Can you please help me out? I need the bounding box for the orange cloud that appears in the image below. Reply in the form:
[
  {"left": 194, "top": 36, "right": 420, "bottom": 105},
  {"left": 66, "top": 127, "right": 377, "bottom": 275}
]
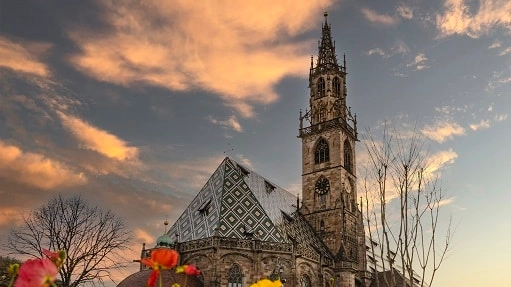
[
  {"left": 0, "top": 140, "right": 86, "bottom": 189},
  {"left": 0, "top": 36, "right": 51, "bottom": 77},
  {"left": 57, "top": 111, "right": 139, "bottom": 161},
  {"left": 424, "top": 149, "right": 458, "bottom": 176},
  {"left": 66, "top": 1, "right": 335, "bottom": 118},
  {"left": 208, "top": 115, "right": 243, "bottom": 132},
  {"left": 134, "top": 228, "right": 155, "bottom": 245},
  {"left": 421, "top": 120, "right": 465, "bottom": 143},
  {"left": 361, "top": 8, "right": 399, "bottom": 26},
  {"left": 436, "top": 0, "right": 511, "bottom": 38}
]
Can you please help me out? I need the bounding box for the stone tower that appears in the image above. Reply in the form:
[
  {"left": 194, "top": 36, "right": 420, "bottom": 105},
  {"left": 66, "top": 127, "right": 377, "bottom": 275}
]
[{"left": 299, "top": 12, "right": 363, "bottom": 287}]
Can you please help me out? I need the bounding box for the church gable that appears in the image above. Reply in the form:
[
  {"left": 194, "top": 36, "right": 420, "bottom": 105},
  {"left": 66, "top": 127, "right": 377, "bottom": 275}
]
[
  {"left": 167, "top": 158, "right": 227, "bottom": 242},
  {"left": 217, "top": 158, "right": 284, "bottom": 242},
  {"left": 168, "top": 157, "right": 297, "bottom": 243}
]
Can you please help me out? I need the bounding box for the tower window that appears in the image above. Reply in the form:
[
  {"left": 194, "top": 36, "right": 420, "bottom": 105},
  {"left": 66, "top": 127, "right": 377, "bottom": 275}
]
[
  {"left": 314, "top": 138, "right": 330, "bottom": 164},
  {"left": 344, "top": 140, "right": 352, "bottom": 172},
  {"left": 228, "top": 264, "right": 243, "bottom": 287},
  {"left": 320, "top": 220, "right": 325, "bottom": 233},
  {"left": 300, "top": 274, "right": 311, "bottom": 287},
  {"left": 317, "top": 77, "right": 326, "bottom": 97},
  {"left": 333, "top": 77, "right": 341, "bottom": 97}
]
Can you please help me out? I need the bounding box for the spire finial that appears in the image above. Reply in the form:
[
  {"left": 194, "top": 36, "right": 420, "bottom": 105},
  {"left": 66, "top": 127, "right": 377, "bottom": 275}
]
[{"left": 163, "top": 217, "right": 169, "bottom": 233}]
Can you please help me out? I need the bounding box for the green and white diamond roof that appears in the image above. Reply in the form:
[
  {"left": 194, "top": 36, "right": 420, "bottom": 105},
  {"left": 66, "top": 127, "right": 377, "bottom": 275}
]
[{"left": 167, "top": 157, "right": 332, "bottom": 260}]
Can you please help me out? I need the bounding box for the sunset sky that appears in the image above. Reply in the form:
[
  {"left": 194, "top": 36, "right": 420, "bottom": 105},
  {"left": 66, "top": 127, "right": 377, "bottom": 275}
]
[{"left": 1, "top": 0, "right": 510, "bottom": 286}]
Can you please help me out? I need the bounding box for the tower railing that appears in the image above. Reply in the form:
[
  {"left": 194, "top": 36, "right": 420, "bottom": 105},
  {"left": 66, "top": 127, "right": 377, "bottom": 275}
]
[{"left": 299, "top": 117, "right": 355, "bottom": 138}]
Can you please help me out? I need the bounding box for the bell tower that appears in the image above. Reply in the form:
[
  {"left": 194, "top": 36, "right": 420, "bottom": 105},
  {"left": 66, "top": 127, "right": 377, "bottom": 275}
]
[{"left": 298, "top": 12, "right": 360, "bottom": 274}]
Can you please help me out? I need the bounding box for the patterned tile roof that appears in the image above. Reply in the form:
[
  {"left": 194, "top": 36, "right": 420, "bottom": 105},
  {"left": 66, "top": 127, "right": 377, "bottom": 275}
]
[{"left": 167, "top": 157, "right": 333, "bottom": 260}]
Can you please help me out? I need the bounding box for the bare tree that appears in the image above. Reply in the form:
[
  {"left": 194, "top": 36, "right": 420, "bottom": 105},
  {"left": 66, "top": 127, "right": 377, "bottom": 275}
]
[
  {"left": 5, "top": 195, "right": 132, "bottom": 287},
  {"left": 362, "top": 124, "right": 452, "bottom": 287}
]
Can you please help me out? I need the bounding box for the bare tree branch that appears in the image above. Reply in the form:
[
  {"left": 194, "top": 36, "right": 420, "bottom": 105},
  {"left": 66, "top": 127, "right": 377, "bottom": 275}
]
[
  {"left": 4, "top": 195, "right": 132, "bottom": 287},
  {"left": 361, "top": 124, "right": 452, "bottom": 287}
]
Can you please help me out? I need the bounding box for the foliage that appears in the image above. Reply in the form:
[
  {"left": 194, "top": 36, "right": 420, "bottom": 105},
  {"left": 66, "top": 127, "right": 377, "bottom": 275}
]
[
  {"left": 0, "top": 256, "right": 22, "bottom": 287},
  {"left": 5, "top": 195, "right": 131, "bottom": 287}
]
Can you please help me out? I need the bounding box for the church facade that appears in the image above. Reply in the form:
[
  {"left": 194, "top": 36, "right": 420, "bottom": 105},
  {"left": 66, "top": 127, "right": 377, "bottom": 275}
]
[{"left": 149, "top": 14, "right": 369, "bottom": 287}]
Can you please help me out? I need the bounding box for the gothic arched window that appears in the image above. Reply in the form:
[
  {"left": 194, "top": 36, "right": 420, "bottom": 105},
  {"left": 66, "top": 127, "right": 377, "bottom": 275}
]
[
  {"left": 333, "top": 77, "right": 341, "bottom": 97},
  {"left": 317, "top": 77, "right": 326, "bottom": 97},
  {"left": 344, "top": 140, "right": 352, "bottom": 172},
  {"left": 320, "top": 220, "right": 325, "bottom": 233},
  {"left": 315, "top": 138, "right": 330, "bottom": 164},
  {"left": 228, "top": 264, "right": 243, "bottom": 287},
  {"left": 300, "top": 274, "right": 311, "bottom": 287}
]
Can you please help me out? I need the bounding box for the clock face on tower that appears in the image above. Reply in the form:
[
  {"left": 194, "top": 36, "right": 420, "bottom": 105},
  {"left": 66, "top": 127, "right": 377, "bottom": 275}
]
[{"left": 315, "top": 177, "right": 330, "bottom": 195}]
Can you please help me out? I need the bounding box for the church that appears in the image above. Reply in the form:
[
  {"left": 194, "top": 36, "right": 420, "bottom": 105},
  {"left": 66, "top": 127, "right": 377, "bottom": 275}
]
[{"left": 121, "top": 13, "right": 370, "bottom": 287}]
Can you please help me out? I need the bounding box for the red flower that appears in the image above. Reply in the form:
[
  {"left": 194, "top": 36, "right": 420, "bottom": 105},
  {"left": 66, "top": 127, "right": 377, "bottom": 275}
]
[
  {"left": 141, "top": 248, "right": 179, "bottom": 287},
  {"left": 14, "top": 258, "right": 58, "bottom": 287},
  {"left": 183, "top": 265, "right": 200, "bottom": 276}
]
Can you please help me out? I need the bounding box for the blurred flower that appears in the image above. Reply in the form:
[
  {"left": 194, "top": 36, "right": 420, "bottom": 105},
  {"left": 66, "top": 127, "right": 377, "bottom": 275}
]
[
  {"left": 7, "top": 263, "right": 20, "bottom": 277},
  {"left": 141, "top": 248, "right": 179, "bottom": 270},
  {"left": 250, "top": 278, "right": 282, "bottom": 287},
  {"left": 176, "top": 265, "right": 201, "bottom": 276},
  {"left": 42, "top": 249, "right": 66, "bottom": 268},
  {"left": 141, "top": 248, "right": 179, "bottom": 287},
  {"left": 13, "top": 258, "right": 58, "bottom": 287}
]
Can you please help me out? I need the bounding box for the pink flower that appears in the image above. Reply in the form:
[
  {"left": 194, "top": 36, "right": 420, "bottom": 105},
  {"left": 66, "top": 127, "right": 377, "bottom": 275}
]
[{"left": 14, "top": 258, "right": 58, "bottom": 287}]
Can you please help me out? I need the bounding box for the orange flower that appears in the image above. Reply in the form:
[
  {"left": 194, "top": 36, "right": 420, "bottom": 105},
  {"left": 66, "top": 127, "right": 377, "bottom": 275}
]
[
  {"left": 141, "top": 248, "right": 179, "bottom": 270},
  {"left": 141, "top": 248, "right": 179, "bottom": 287}
]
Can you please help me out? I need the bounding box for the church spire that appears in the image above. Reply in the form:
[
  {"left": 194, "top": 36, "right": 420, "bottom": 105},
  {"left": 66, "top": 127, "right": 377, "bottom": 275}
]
[{"left": 317, "top": 12, "right": 340, "bottom": 69}]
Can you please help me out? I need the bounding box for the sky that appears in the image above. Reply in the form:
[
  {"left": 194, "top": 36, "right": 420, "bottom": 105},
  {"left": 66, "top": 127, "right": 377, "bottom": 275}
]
[{"left": 0, "top": 0, "right": 510, "bottom": 286}]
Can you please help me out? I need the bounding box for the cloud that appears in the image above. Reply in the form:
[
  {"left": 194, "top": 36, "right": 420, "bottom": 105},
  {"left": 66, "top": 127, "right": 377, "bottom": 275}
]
[
  {"left": 368, "top": 48, "right": 386, "bottom": 57},
  {"left": 407, "top": 53, "right": 429, "bottom": 70},
  {"left": 134, "top": 228, "right": 155, "bottom": 245},
  {"left": 469, "top": 119, "right": 491, "bottom": 130},
  {"left": 66, "top": 1, "right": 335, "bottom": 118},
  {"left": 421, "top": 120, "right": 465, "bottom": 143},
  {"left": 367, "top": 41, "right": 410, "bottom": 59},
  {"left": 361, "top": 8, "right": 399, "bottom": 26},
  {"left": 425, "top": 149, "right": 459, "bottom": 175},
  {"left": 0, "top": 140, "right": 86, "bottom": 190},
  {"left": 436, "top": 0, "right": 511, "bottom": 38},
  {"left": 494, "top": 113, "right": 508, "bottom": 121},
  {"left": 498, "top": 46, "right": 511, "bottom": 56},
  {"left": 57, "top": 111, "right": 139, "bottom": 161},
  {"left": 488, "top": 41, "right": 501, "bottom": 49},
  {"left": 397, "top": 4, "right": 414, "bottom": 20},
  {"left": 151, "top": 155, "right": 227, "bottom": 191},
  {"left": 438, "top": 196, "right": 456, "bottom": 207},
  {"left": 208, "top": 115, "right": 243, "bottom": 132},
  {"left": 0, "top": 36, "right": 51, "bottom": 77}
]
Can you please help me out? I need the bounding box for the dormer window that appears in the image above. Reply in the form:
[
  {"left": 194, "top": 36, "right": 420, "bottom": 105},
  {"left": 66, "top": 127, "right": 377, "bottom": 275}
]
[
  {"left": 198, "top": 199, "right": 211, "bottom": 217},
  {"left": 265, "top": 181, "right": 275, "bottom": 194}
]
